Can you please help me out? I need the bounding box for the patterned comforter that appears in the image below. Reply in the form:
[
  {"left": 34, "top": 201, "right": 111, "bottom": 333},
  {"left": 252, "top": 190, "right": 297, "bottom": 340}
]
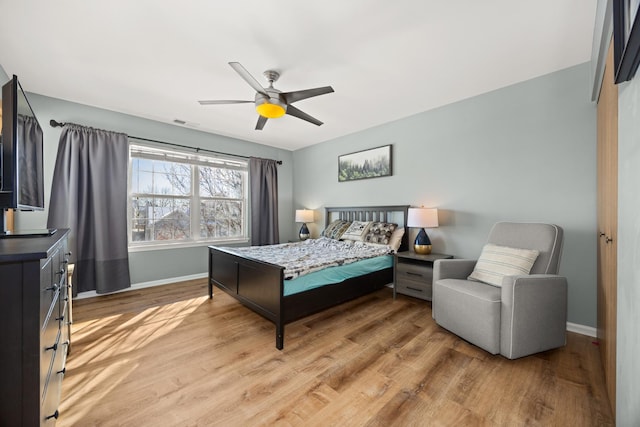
[{"left": 224, "top": 237, "right": 393, "bottom": 280}]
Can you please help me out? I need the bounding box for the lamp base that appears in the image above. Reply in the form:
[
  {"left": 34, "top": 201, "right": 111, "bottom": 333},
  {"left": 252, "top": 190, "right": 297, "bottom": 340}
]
[
  {"left": 414, "top": 244, "right": 432, "bottom": 255},
  {"left": 299, "top": 223, "right": 310, "bottom": 241},
  {"left": 413, "top": 228, "right": 432, "bottom": 254}
]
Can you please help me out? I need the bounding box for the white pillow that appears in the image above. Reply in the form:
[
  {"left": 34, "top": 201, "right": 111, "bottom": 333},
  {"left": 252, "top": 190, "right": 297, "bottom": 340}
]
[
  {"left": 388, "top": 227, "right": 405, "bottom": 253},
  {"left": 468, "top": 243, "right": 539, "bottom": 287},
  {"left": 341, "top": 220, "right": 373, "bottom": 241}
]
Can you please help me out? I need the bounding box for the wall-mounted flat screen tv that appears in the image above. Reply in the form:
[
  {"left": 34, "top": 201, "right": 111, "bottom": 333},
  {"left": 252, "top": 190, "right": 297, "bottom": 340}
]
[{"left": 0, "top": 75, "right": 45, "bottom": 211}]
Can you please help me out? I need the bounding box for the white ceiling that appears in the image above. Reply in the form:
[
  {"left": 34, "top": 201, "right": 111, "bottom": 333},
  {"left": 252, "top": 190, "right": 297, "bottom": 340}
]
[{"left": 0, "top": 1, "right": 597, "bottom": 151}]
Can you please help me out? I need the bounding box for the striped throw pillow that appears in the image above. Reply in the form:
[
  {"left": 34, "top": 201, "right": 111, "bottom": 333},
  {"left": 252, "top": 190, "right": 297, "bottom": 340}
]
[
  {"left": 468, "top": 243, "right": 539, "bottom": 287},
  {"left": 322, "top": 220, "right": 352, "bottom": 240}
]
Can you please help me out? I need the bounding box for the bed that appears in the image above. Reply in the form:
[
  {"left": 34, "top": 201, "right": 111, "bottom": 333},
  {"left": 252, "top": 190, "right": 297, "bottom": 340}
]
[{"left": 208, "top": 205, "right": 410, "bottom": 350}]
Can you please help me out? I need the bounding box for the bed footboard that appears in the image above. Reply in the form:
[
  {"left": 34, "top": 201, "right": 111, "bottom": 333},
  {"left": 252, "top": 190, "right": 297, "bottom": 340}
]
[{"left": 208, "top": 246, "right": 286, "bottom": 348}]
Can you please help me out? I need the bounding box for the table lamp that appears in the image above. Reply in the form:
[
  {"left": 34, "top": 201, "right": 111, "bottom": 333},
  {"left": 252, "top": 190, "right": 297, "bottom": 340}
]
[
  {"left": 295, "top": 209, "right": 314, "bottom": 240},
  {"left": 407, "top": 207, "right": 439, "bottom": 254}
]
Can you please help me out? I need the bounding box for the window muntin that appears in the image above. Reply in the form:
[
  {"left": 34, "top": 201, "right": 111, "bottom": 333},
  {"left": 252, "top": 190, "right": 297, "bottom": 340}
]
[{"left": 128, "top": 144, "right": 248, "bottom": 248}]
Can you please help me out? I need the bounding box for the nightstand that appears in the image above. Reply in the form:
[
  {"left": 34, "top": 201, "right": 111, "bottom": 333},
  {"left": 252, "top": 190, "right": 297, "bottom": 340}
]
[{"left": 394, "top": 251, "right": 454, "bottom": 301}]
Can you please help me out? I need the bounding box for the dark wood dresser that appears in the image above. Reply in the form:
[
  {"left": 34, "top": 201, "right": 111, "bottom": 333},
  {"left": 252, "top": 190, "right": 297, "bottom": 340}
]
[{"left": 0, "top": 229, "right": 71, "bottom": 426}]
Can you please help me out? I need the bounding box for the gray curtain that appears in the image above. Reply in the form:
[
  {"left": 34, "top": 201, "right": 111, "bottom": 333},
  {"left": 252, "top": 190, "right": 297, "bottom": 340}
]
[
  {"left": 17, "top": 115, "right": 44, "bottom": 207},
  {"left": 47, "top": 124, "right": 131, "bottom": 294},
  {"left": 249, "top": 157, "right": 279, "bottom": 245}
]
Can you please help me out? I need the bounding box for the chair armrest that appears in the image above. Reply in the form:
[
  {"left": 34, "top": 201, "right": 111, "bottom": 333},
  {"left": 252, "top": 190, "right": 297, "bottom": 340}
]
[
  {"left": 501, "top": 274, "right": 568, "bottom": 302},
  {"left": 433, "top": 259, "right": 477, "bottom": 282},
  {"left": 500, "top": 274, "right": 568, "bottom": 359}
]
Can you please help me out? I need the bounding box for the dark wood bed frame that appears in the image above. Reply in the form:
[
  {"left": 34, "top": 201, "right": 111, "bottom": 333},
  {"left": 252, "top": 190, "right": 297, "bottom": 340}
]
[{"left": 208, "top": 205, "right": 410, "bottom": 350}]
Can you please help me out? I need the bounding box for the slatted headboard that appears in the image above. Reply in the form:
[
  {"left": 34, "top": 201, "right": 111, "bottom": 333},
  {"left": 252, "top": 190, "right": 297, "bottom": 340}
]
[{"left": 324, "top": 205, "right": 410, "bottom": 252}]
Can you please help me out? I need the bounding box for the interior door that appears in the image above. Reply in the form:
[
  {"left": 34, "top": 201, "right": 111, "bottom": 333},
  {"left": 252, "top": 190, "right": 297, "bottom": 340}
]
[{"left": 596, "top": 38, "right": 617, "bottom": 416}]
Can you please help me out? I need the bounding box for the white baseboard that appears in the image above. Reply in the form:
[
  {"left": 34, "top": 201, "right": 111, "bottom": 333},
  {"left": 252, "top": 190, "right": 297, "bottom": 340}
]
[
  {"left": 567, "top": 322, "right": 597, "bottom": 337},
  {"left": 74, "top": 272, "right": 208, "bottom": 300}
]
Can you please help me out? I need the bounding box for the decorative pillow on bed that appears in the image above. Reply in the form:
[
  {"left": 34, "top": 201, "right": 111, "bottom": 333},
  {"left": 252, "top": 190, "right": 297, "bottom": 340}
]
[
  {"left": 388, "top": 227, "right": 405, "bottom": 252},
  {"left": 468, "top": 243, "right": 539, "bottom": 287},
  {"left": 363, "top": 222, "right": 398, "bottom": 245},
  {"left": 340, "top": 220, "right": 373, "bottom": 241},
  {"left": 322, "top": 219, "right": 352, "bottom": 240}
]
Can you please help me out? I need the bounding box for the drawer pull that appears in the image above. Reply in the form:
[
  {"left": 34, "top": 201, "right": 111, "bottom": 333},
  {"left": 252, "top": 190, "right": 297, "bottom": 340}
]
[
  {"left": 65, "top": 251, "right": 72, "bottom": 257},
  {"left": 407, "top": 286, "right": 424, "bottom": 293},
  {"left": 46, "top": 410, "right": 59, "bottom": 420},
  {"left": 406, "top": 272, "right": 423, "bottom": 277},
  {"left": 56, "top": 315, "right": 65, "bottom": 322},
  {"left": 45, "top": 342, "right": 58, "bottom": 352},
  {"left": 57, "top": 367, "right": 66, "bottom": 375},
  {"left": 56, "top": 268, "right": 65, "bottom": 276},
  {"left": 46, "top": 283, "right": 59, "bottom": 292}
]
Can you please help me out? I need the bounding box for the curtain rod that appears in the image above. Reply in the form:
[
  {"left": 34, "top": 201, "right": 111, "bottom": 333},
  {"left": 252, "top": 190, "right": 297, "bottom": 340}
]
[{"left": 48, "top": 119, "right": 283, "bottom": 165}]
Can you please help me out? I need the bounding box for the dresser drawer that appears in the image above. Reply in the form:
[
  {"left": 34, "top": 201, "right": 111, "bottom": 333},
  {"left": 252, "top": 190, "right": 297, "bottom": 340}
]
[
  {"left": 42, "top": 338, "right": 65, "bottom": 425},
  {"left": 40, "top": 256, "right": 55, "bottom": 327},
  {"left": 59, "top": 299, "right": 70, "bottom": 353},
  {"left": 40, "top": 293, "right": 61, "bottom": 401}
]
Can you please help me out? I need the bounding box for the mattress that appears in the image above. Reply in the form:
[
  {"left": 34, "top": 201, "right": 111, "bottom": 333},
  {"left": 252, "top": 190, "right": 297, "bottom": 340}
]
[{"left": 283, "top": 255, "right": 393, "bottom": 296}]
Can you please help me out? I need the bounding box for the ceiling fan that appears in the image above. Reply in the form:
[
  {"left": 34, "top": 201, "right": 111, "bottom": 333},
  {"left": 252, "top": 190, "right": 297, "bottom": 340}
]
[{"left": 198, "top": 62, "right": 334, "bottom": 130}]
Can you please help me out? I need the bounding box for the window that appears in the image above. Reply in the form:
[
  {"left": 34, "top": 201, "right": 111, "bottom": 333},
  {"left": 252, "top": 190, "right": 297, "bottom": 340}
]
[{"left": 128, "top": 144, "right": 248, "bottom": 249}]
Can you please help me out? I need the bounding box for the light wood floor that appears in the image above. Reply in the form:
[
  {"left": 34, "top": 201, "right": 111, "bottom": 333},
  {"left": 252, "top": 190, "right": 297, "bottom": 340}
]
[{"left": 58, "top": 279, "right": 614, "bottom": 426}]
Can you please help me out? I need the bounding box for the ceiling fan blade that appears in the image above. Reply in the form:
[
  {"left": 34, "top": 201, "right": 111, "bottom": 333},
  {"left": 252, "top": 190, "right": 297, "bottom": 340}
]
[
  {"left": 281, "top": 86, "right": 334, "bottom": 104},
  {"left": 286, "top": 105, "right": 323, "bottom": 126},
  {"left": 255, "top": 115, "right": 268, "bottom": 130},
  {"left": 229, "top": 62, "right": 268, "bottom": 96},
  {"left": 198, "top": 100, "right": 253, "bottom": 105}
]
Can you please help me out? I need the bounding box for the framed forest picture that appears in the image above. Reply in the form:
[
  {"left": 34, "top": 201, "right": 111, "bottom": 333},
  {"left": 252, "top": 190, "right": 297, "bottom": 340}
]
[{"left": 338, "top": 145, "right": 392, "bottom": 182}]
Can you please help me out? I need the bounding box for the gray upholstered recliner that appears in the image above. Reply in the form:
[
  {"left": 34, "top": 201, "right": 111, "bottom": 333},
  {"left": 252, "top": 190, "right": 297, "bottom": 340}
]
[{"left": 432, "top": 222, "right": 567, "bottom": 359}]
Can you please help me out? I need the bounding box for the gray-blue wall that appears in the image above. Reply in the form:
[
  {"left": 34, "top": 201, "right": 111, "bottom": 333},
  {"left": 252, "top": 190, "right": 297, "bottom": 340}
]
[
  {"left": 293, "top": 63, "right": 597, "bottom": 327},
  {"left": 2, "top": 63, "right": 599, "bottom": 327},
  {"left": 3, "top": 88, "right": 293, "bottom": 285},
  {"left": 616, "top": 68, "right": 640, "bottom": 426}
]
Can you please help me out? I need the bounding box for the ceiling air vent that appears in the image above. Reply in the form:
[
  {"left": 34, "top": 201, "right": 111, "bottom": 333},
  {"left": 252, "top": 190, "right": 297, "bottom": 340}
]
[{"left": 173, "top": 119, "right": 199, "bottom": 127}]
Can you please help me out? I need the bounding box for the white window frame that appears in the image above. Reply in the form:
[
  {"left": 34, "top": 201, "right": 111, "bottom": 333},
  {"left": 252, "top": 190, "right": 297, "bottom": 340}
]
[{"left": 127, "top": 143, "right": 249, "bottom": 252}]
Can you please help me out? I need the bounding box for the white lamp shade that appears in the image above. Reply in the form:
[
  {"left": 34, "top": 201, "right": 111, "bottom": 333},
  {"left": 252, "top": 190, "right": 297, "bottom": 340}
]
[
  {"left": 295, "top": 209, "right": 314, "bottom": 223},
  {"left": 407, "top": 208, "right": 439, "bottom": 228}
]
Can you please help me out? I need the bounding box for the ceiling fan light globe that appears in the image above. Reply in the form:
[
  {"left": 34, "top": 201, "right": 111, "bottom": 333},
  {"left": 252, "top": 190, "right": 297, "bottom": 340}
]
[{"left": 256, "top": 102, "right": 286, "bottom": 119}]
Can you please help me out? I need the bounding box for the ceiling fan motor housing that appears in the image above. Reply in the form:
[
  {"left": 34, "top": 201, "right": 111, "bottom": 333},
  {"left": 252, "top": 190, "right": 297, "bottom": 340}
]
[{"left": 255, "top": 88, "right": 287, "bottom": 118}]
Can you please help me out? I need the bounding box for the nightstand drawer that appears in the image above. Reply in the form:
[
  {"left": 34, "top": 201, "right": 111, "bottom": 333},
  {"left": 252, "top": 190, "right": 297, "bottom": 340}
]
[
  {"left": 396, "top": 277, "right": 432, "bottom": 300},
  {"left": 396, "top": 263, "right": 433, "bottom": 282}
]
